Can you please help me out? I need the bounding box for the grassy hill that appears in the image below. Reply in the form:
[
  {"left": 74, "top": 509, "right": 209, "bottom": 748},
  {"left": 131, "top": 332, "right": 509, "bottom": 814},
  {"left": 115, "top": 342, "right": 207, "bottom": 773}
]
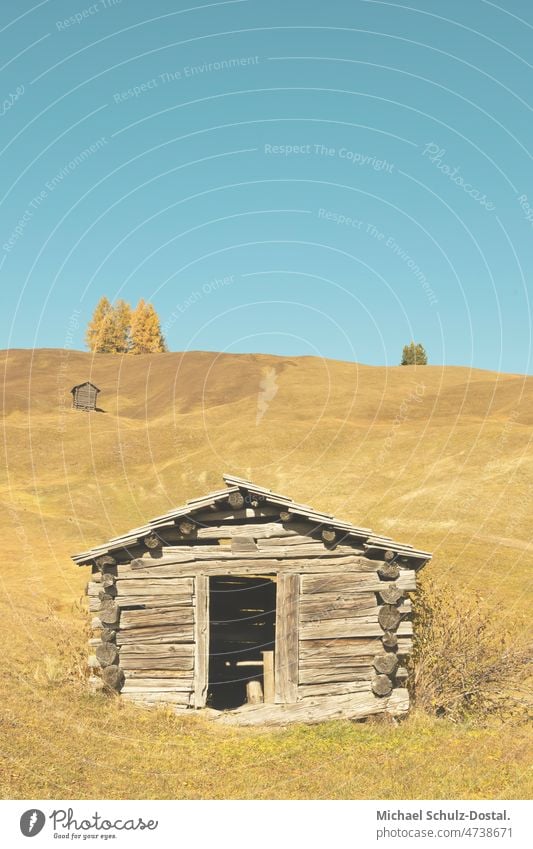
[{"left": 1, "top": 348, "right": 531, "bottom": 799}]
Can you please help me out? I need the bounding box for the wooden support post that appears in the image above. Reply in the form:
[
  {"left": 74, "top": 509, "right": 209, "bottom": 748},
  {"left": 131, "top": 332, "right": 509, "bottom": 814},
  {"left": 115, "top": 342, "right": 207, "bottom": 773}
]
[
  {"left": 275, "top": 573, "right": 299, "bottom": 703},
  {"left": 246, "top": 680, "right": 264, "bottom": 705},
  {"left": 262, "top": 650, "right": 275, "bottom": 703},
  {"left": 194, "top": 574, "right": 209, "bottom": 708}
]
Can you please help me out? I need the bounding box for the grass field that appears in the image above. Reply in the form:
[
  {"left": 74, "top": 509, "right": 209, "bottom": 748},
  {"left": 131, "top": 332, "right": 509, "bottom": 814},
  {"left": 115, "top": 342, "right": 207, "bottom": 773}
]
[{"left": 1, "top": 348, "right": 531, "bottom": 799}]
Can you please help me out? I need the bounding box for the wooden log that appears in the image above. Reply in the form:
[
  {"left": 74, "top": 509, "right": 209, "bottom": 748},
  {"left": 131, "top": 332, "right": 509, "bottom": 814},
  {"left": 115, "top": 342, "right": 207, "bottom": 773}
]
[
  {"left": 300, "top": 619, "right": 412, "bottom": 640},
  {"left": 378, "top": 584, "right": 404, "bottom": 605},
  {"left": 214, "top": 689, "right": 407, "bottom": 726},
  {"left": 299, "top": 666, "right": 373, "bottom": 685},
  {"left": 121, "top": 692, "right": 191, "bottom": 706},
  {"left": 116, "top": 596, "right": 192, "bottom": 609},
  {"left": 227, "top": 491, "right": 245, "bottom": 509},
  {"left": 124, "top": 669, "right": 193, "bottom": 679},
  {"left": 119, "top": 606, "right": 194, "bottom": 631},
  {"left": 262, "top": 650, "right": 275, "bottom": 703},
  {"left": 96, "top": 555, "right": 116, "bottom": 571},
  {"left": 275, "top": 573, "right": 299, "bottom": 704},
  {"left": 122, "top": 678, "right": 193, "bottom": 693},
  {"left": 300, "top": 637, "right": 392, "bottom": 659},
  {"left": 373, "top": 653, "right": 399, "bottom": 676},
  {"left": 101, "top": 573, "right": 116, "bottom": 589},
  {"left": 299, "top": 654, "right": 375, "bottom": 669},
  {"left": 381, "top": 631, "right": 398, "bottom": 651},
  {"left": 116, "top": 577, "right": 194, "bottom": 594},
  {"left": 120, "top": 652, "right": 194, "bottom": 671},
  {"left": 246, "top": 679, "right": 264, "bottom": 704},
  {"left": 99, "top": 604, "right": 120, "bottom": 627},
  {"left": 95, "top": 643, "right": 119, "bottom": 667},
  {"left": 144, "top": 533, "right": 162, "bottom": 549},
  {"left": 196, "top": 522, "right": 298, "bottom": 540},
  {"left": 377, "top": 563, "right": 401, "bottom": 581},
  {"left": 378, "top": 605, "right": 402, "bottom": 631},
  {"left": 102, "top": 665, "right": 124, "bottom": 691},
  {"left": 116, "top": 626, "right": 196, "bottom": 645},
  {"left": 194, "top": 575, "right": 209, "bottom": 709},
  {"left": 298, "top": 681, "right": 371, "bottom": 698},
  {"left": 321, "top": 529, "right": 336, "bottom": 543},
  {"left": 371, "top": 673, "right": 393, "bottom": 696},
  {"left": 396, "top": 666, "right": 408, "bottom": 683},
  {"left": 231, "top": 536, "right": 258, "bottom": 553},
  {"left": 299, "top": 592, "right": 377, "bottom": 621}
]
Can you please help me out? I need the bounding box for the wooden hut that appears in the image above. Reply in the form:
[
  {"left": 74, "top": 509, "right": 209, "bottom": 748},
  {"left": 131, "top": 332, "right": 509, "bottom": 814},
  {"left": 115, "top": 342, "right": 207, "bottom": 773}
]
[
  {"left": 72, "top": 474, "right": 431, "bottom": 725},
  {"left": 71, "top": 381, "right": 100, "bottom": 411}
]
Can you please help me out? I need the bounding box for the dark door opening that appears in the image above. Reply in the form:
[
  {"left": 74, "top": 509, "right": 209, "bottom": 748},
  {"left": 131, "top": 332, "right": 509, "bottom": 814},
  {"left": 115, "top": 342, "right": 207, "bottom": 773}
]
[{"left": 208, "top": 575, "right": 276, "bottom": 710}]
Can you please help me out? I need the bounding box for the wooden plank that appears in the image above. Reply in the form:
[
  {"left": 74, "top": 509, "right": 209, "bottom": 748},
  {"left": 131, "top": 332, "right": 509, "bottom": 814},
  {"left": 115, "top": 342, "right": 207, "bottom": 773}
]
[
  {"left": 262, "top": 650, "right": 275, "bottom": 703},
  {"left": 116, "top": 578, "right": 194, "bottom": 594},
  {"left": 120, "top": 645, "right": 194, "bottom": 671},
  {"left": 300, "top": 620, "right": 413, "bottom": 640},
  {"left": 299, "top": 592, "right": 377, "bottom": 621},
  {"left": 299, "top": 666, "right": 373, "bottom": 684},
  {"left": 116, "top": 626, "right": 196, "bottom": 645},
  {"left": 121, "top": 692, "right": 191, "bottom": 706},
  {"left": 275, "top": 573, "right": 299, "bottom": 703},
  {"left": 124, "top": 668, "right": 194, "bottom": 679},
  {"left": 196, "top": 522, "right": 296, "bottom": 539},
  {"left": 301, "top": 571, "right": 416, "bottom": 594},
  {"left": 119, "top": 607, "right": 194, "bottom": 631},
  {"left": 194, "top": 574, "right": 209, "bottom": 709},
  {"left": 299, "top": 637, "right": 413, "bottom": 659},
  {"left": 298, "top": 681, "right": 372, "bottom": 698},
  {"left": 213, "top": 689, "right": 410, "bottom": 726},
  {"left": 117, "top": 555, "right": 397, "bottom": 580},
  {"left": 122, "top": 548, "right": 373, "bottom": 568},
  {"left": 116, "top": 595, "right": 194, "bottom": 609},
  {"left": 122, "top": 678, "right": 194, "bottom": 692}
]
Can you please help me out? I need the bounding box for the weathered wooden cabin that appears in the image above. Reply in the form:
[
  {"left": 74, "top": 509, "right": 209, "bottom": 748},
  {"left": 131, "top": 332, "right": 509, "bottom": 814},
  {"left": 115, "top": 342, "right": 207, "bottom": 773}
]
[
  {"left": 72, "top": 474, "right": 431, "bottom": 725},
  {"left": 71, "top": 381, "right": 100, "bottom": 411}
]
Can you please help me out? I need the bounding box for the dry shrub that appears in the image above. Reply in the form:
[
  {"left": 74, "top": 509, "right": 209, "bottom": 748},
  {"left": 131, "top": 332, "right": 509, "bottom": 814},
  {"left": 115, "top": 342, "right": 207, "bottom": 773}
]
[
  {"left": 410, "top": 577, "right": 532, "bottom": 722},
  {"left": 33, "top": 602, "right": 88, "bottom": 688}
]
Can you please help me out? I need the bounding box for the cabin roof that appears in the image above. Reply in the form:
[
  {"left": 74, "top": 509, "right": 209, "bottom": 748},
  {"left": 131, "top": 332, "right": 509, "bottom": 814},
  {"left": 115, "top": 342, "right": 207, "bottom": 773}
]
[
  {"left": 71, "top": 474, "right": 432, "bottom": 567},
  {"left": 70, "top": 381, "right": 100, "bottom": 393}
]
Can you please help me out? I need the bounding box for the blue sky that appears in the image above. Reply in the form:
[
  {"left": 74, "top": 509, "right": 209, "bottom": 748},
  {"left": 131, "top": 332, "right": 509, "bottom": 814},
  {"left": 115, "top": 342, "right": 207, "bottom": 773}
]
[{"left": 1, "top": 0, "right": 532, "bottom": 372}]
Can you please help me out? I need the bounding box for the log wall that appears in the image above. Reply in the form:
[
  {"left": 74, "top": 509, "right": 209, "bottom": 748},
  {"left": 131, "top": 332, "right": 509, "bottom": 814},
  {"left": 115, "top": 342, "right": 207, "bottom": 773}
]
[{"left": 85, "top": 513, "right": 419, "bottom": 721}]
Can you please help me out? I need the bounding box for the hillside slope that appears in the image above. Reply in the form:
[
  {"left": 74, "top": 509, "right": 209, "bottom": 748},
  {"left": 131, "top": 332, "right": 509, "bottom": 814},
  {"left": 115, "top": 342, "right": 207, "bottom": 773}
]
[{"left": 0, "top": 349, "right": 531, "bottom": 799}]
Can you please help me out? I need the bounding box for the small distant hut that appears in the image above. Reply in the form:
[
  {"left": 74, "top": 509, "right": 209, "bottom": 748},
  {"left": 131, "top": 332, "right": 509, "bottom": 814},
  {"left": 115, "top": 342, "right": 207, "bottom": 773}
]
[
  {"left": 72, "top": 474, "right": 432, "bottom": 726},
  {"left": 71, "top": 381, "right": 100, "bottom": 411}
]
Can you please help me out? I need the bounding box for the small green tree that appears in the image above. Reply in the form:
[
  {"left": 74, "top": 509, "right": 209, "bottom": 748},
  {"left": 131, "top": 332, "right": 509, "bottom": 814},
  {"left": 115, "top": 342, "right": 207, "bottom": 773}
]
[{"left": 401, "top": 341, "right": 428, "bottom": 365}]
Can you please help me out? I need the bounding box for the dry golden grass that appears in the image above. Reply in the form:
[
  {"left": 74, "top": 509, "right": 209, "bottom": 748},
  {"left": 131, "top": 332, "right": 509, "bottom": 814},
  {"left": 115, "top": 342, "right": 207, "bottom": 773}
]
[{"left": 1, "top": 348, "right": 532, "bottom": 799}]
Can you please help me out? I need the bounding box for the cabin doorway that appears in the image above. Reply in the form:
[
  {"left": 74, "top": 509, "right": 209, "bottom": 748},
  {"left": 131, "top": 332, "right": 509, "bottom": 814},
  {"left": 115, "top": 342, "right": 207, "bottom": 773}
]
[{"left": 208, "top": 575, "right": 276, "bottom": 710}]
